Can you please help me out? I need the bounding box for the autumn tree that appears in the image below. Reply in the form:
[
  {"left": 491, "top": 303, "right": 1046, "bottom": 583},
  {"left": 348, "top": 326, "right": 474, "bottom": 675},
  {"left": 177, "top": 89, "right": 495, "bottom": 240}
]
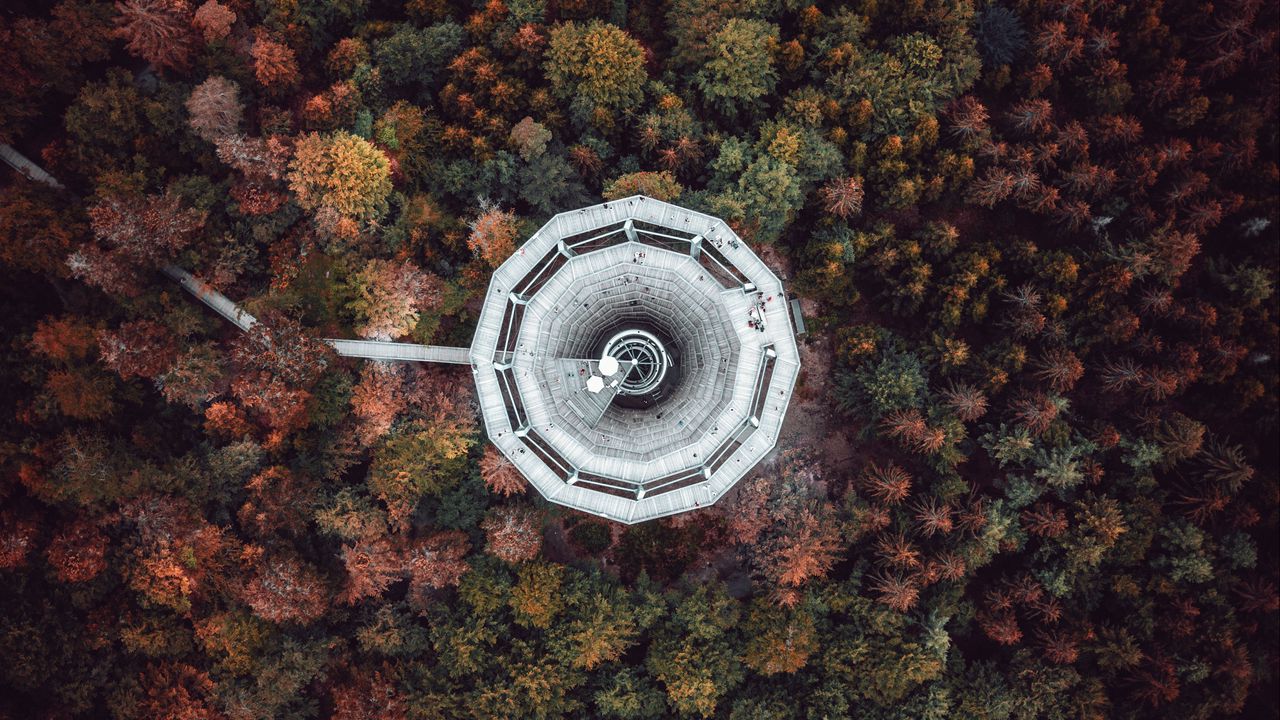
[
  {"left": 545, "top": 20, "right": 647, "bottom": 127},
  {"left": 1034, "top": 347, "right": 1084, "bottom": 392},
  {"left": 509, "top": 116, "right": 552, "bottom": 160},
  {"left": 239, "top": 465, "right": 315, "bottom": 538},
  {"left": 288, "top": 131, "right": 392, "bottom": 238},
  {"left": 228, "top": 312, "right": 332, "bottom": 437},
  {"left": 97, "top": 320, "right": 176, "bottom": 380},
  {"left": 646, "top": 585, "right": 744, "bottom": 717},
  {"left": 860, "top": 461, "right": 913, "bottom": 506},
  {"left": 941, "top": 382, "right": 989, "bottom": 422},
  {"left": 404, "top": 531, "right": 470, "bottom": 609},
  {"left": 0, "top": 511, "right": 40, "bottom": 570},
  {"left": 31, "top": 315, "right": 105, "bottom": 375},
  {"left": 133, "top": 662, "right": 220, "bottom": 719},
  {"left": 116, "top": 494, "right": 232, "bottom": 614},
  {"left": 339, "top": 537, "right": 404, "bottom": 604},
  {"left": 510, "top": 561, "right": 565, "bottom": 629},
  {"left": 191, "top": 0, "right": 234, "bottom": 43},
  {"left": 185, "top": 75, "right": 242, "bottom": 142},
  {"left": 113, "top": 0, "right": 194, "bottom": 70},
  {"left": 479, "top": 445, "right": 526, "bottom": 496},
  {"left": 466, "top": 200, "right": 519, "bottom": 267},
  {"left": 160, "top": 343, "right": 226, "bottom": 408},
  {"left": 45, "top": 518, "right": 108, "bottom": 583},
  {"left": 551, "top": 573, "right": 639, "bottom": 670},
  {"left": 43, "top": 369, "right": 115, "bottom": 420},
  {"left": 331, "top": 667, "right": 408, "bottom": 720},
  {"left": 819, "top": 176, "right": 865, "bottom": 218},
  {"left": 741, "top": 601, "right": 818, "bottom": 675},
  {"left": 350, "top": 362, "right": 407, "bottom": 445},
  {"left": 602, "top": 171, "right": 684, "bottom": 202},
  {"left": 242, "top": 550, "right": 329, "bottom": 624},
  {"left": 481, "top": 505, "right": 543, "bottom": 564},
  {"left": 730, "top": 452, "right": 842, "bottom": 605},
  {"left": 69, "top": 190, "right": 206, "bottom": 296},
  {"left": 0, "top": 179, "right": 85, "bottom": 277},
  {"left": 368, "top": 419, "right": 475, "bottom": 529},
  {"left": 346, "top": 259, "right": 442, "bottom": 340},
  {"left": 250, "top": 29, "right": 300, "bottom": 94},
  {"left": 229, "top": 311, "right": 331, "bottom": 388},
  {"left": 871, "top": 570, "right": 921, "bottom": 612}
]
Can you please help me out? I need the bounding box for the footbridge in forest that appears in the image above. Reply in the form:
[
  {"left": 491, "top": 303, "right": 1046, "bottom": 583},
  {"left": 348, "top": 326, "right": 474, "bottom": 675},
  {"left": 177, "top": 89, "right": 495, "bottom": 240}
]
[
  {"left": 5, "top": 143, "right": 473, "bottom": 367},
  {"left": 161, "top": 265, "right": 471, "bottom": 364},
  {"left": 8, "top": 143, "right": 803, "bottom": 524}
]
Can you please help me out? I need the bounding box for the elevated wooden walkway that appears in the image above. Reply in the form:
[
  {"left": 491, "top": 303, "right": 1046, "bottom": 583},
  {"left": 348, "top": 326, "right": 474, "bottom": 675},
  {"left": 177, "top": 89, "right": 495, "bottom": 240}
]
[{"left": 164, "top": 264, "right": 469, "bottom": 364}]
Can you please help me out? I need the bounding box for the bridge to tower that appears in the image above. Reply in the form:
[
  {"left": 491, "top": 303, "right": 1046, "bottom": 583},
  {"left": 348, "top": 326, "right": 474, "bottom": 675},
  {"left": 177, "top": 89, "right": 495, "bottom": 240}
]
[
  {"left": 12, "top": 139, "right": 807, "bottom": 526},
  {"left": 161, "top": 265, "right": 472, "bottom": 364}
]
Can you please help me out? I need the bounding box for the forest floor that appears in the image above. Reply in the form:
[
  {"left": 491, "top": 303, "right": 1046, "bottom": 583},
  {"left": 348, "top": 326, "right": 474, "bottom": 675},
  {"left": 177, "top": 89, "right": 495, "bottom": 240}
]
[{"left": 757, "top": 244, "right": 862, "bottom": 478}]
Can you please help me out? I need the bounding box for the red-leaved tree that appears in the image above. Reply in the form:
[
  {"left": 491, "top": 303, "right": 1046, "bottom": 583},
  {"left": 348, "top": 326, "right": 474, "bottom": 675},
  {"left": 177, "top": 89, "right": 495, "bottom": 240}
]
[
  {"left": 70, "top": 191, "right": 206, "bottom": 296},
  {"left": 46, "top": 517, "right": 108, "bottom": 583},
  {"left": 241, "top": 549, "right": 329, "bottom": 624},
  {"left": 479, "top": 445, "right": 526, "bottom": 496},
  {"left": 113, "top": 0, "right": 195, "bottom": 70}
]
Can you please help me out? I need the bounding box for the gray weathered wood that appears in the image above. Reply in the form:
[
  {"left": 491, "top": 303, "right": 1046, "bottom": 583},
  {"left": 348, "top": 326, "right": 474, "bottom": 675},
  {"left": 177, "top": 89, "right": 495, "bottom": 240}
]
[{"left": 0, "top": 144, "right": 65, "bottom": 189}]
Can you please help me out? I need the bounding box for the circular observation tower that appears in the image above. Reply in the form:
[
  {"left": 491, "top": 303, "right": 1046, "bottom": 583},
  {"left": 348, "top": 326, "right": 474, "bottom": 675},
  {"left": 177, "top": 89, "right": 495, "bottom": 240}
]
[{"left": 469, "top": 196, "right": 801, "bottom": 524}]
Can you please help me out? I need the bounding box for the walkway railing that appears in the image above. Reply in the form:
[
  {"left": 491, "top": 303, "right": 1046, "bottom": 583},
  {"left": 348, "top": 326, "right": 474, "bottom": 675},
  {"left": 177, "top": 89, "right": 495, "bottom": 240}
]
[{"left": 325, "top": 339, "right": 470, "bottom": 364}]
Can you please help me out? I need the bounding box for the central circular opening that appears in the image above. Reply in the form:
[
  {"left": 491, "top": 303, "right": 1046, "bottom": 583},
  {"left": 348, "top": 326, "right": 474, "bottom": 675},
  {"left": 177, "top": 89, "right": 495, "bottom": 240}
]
[{"left": 603, "top": 329, "right": 670, "bottom": 396}]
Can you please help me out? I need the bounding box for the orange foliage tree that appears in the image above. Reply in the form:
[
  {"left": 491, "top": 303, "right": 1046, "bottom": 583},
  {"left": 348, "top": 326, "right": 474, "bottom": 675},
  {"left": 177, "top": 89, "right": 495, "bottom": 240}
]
[
  {"left": 404, "top": 530, "right": 470, "bottom": 610},
  {"left": 347, "top": 259, "right": 442, "bottom": 341},
  {"left": 44, "top": 369, "right": 115, "bottom": 420},
  {"left": 466, "top": 200, "right": 519, "bottom": 267},
  {"left": 288, "top": 131, "right": 392, "bottom": 239},
  {"left": 226, "top": 314, "right": 332, "bottom": 441},
  {"left": 191, "top": 0, "right": 234, "bottom": 43},
  {"left": 339, "top": 537, "right": 403, "bottom": 604},
  {"left": 31, "top": 316, "right": 97, "bottom": 363},
  {"left": 0, "top": 180, "right": 85, "bottom": 277},
  {"left": 350, "top": 362, "right": 407, "bottom": 445},
  {"left": 331, "top": 667, "right": 408, "bottom": 720},
  {"left": 0, "top": 511, "right": 40, "bottom": 570},
  {"left": 479, "top": 444, "right": 526, "bottom": 496},
  {"left": 116, "top": 494, "right": 233, "bottom": 615},
  {"left": 239, "top": 466, "right": 316, "bottom": 538},
  {"left": 730, "top": 452, "right": 843, "bottom": 605},
  {"left": 250, "top": 29, "right": 300, "bottom": 94},
  {"left": 819, "top": 176, "right": 865, "bottom": 218},
  {"left": 113, "top": 0, "right": 194, "bottom": 71},
  {"left": 97, "top": 319, "right": 176, "bottom": 380},
  {"left": 602, "top": 170, "right": 683, "bottom": 202},
  {"left": 134, "top": 661, "right": 221, "bottom": 720}
]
